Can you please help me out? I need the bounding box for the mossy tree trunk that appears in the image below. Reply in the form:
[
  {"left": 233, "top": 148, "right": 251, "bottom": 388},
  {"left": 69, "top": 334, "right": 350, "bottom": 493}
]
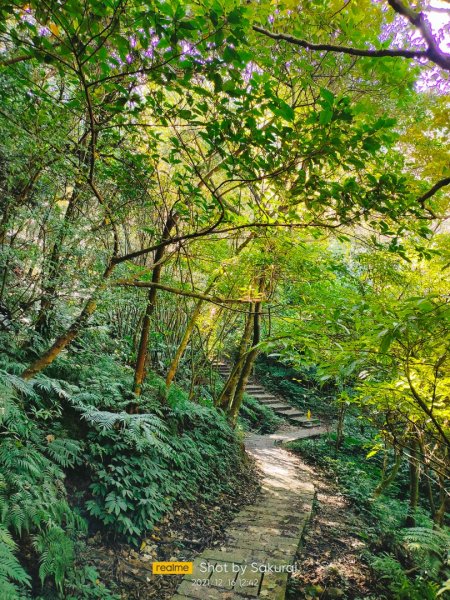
[
  {"left": 34, "top": 188, "right": 79, "bottom": 336},
  {"left": 22, "top": 262, "right": 116, "bottom": 380},
  {"left": 133, "top": 214, "right": 177, "bottom": 397},
  {"left": 373, "top": 449, "right": 403, "bottom": 498},
  {"left": 215, "top": 306, "right": 254, "bottom": 410},
  {"left": 227, "top": 301, "right": 261, "bottom": 426}
]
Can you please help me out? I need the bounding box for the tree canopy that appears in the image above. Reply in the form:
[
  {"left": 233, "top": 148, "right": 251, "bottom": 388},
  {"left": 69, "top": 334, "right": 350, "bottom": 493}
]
[{"left": 0, "top": 0, "right": 449, "bottom": 598}]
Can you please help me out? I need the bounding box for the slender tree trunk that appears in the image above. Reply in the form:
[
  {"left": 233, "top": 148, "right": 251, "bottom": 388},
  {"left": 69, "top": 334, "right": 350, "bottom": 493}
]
[
  {"left": 216, "top": 307, "right": 253, "bottom": 410},
  {"left": 335, "top": 401, "right": 346, "bottom": 452},
  {"left": 165, "top": 272, "right": 225, "bottom": 388},
  {"left": 22, "top": 262, "right": 116, "bottom": 380},
  {"left": 405, "top": 438, "right": 420, "bottom": 527},
  {"left": 418, "top": 435, "right": 436, "bottom": 518},
  {"left": 165, "top": 297, "right": 204, "bottom": 388},
  {"left": 373, "top": 449, "right": 403, "bottom": 498},
  {"left": 166, "top": 233, "right": 255, "bottom": 389},
  {"left": 133, "top": 214, "right": 176, "bottom": 397},
  {"left": 434, "top": 475, "right": 449, "bottom": 527},
  {"left": 228, "top": 301, "right": 261, "bottom": 426},
  {"left": 424, "top": 463, "right": 436, "bottom": 518},
  {"left": 0, "top": 205, "right": 9, "bottom": 247},
  {"left": 35, "top": 189, "right": 79, "bottom": 335}
]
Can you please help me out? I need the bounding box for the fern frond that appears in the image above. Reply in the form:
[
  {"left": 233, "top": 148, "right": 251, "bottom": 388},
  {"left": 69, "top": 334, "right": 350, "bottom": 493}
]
[
  {"left": 45, "top": 438, "right": 82, "bottom": 468},
  {"left": 32, "top": 376, "right": 72, "bottom": 400},
  {"left": 0, "top": 370, "right": 36, "bottom": 399},
  {"left": 33, "top": 527, "right": 74, "bottom": 592},
  {"left": 0, "top": 538, "right": 31, "bottom": 587},
  {"left": 402, "top": 527, "right": 449, "bottom": 557},
  {"left": 401, "top": 527, "right": 450, "bottom": 577}
]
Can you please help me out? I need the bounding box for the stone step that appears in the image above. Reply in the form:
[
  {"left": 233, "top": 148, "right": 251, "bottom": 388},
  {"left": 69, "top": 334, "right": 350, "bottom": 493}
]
[
  {"left": 257, "top": 398, "right": 285, "bottom": 405},
  {"left": 273, "top": 408, "right": 305, "bottom": 418},
  {"left": 264, "top": 403, "right": 293, "bottom": 411},
  {"left": 290, "top": 416, "right": 321, "bottom": 427},
  {"left": 175, "top": 431, "right": 316, "bottom": 600},
  {"left": 214, "top": 364, "right": 321, "bottom": 429}
]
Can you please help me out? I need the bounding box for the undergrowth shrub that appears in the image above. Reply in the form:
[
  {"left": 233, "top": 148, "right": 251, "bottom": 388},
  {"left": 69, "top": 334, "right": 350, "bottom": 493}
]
[
  {"left": 0, "top": 338, "right": 251, "bottom": 593},
  {"left": 287, "top": 416, "right": 448, "bottom": 600},
  {"left": 85, "top": 388, "right": 246, "bottom": 543},
  {"left": 65, "top": 565, "right": 121, "bottom": 599},
  {"left": 239, "top": 393, "right": 283, "bottom": 433},
  {"left": 0, "top": 358, "right": 84, "bottom": 598},
  {"left": 369, "top": 553, "right": 439, "bottom": 600},
  {"left": 255, "top": 355, "right": 335, "bottom": 414}
]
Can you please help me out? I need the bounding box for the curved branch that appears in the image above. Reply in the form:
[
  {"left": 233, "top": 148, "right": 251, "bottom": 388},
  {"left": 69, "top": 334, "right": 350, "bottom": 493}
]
[
  {"left": 417, "top": 176, "right": 450, "bottom": 207},
  {"left": 0, "top": 53, "right": 34, "bottom": 67},
  {"left": 254, "top": 3, "right": 450, "bottom": 73},
  {"left": 253, "top": 25, "right": 429, "bottom": 60},
  {"left": 115, "top": 280, "right": 262, "bottom": 305},
  {"left": 387, "top": 0, "right": 450, "bottom": 71}
]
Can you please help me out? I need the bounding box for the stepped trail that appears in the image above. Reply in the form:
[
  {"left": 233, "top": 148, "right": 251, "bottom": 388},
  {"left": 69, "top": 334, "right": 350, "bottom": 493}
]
[{"left": 173, "top": 365, "right": 326, "bottom": 600}]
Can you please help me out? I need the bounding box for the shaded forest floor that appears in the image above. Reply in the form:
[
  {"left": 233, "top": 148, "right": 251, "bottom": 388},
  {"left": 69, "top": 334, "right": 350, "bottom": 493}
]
[
  {"left": 75, "top": 452, "right": 261, "bottom": 599},
  {"left": 286, "top": 459, "right": 377, "bottom": 600}
]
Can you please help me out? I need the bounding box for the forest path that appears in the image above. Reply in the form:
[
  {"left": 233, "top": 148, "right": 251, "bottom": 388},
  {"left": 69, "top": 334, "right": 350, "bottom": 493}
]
[{"left": 173, "top": 422, "right": 323, "bottom": 599}]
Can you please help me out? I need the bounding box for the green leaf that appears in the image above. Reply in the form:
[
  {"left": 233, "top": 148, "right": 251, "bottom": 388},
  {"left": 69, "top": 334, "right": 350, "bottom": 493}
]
[
  {"left": 319, "top": 109, "right": 333, "bottom": 125},
  {"left": 320, "top": 88, "right": 335, "bottom": 106},
  {"left": 223, "top": 45, "right": 240, "bottom": 64},
  {"left": 212, "top": 73, "right": 223, "bottom": 92}
]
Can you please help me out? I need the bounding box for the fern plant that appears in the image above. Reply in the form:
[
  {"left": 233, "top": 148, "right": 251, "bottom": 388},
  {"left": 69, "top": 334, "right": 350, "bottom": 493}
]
[
  {"left": 0, "top": 359, "right": 85, "bottom": 595},
  {"left": 370, "top": 552, "right": 439, "bottom": 600},
  {"left": 0, "top": 528, "right": 31, "bottom": 599},
  {"left": 84, "top": 381, "right": 245, "bottom": 543},
  {"left": 401, "top": 527, "right": 450, "bottom": 579}
]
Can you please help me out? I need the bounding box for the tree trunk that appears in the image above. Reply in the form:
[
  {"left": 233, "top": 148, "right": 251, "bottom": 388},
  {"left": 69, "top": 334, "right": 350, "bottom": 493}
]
[
  {"left": 434, "top": 475, "right": 448, "bottom": 527},
  {"left": 335, "top": 400, "right": 346, "bottom": 452},
  {"left": 166, "top": 234, "right": 255, "bottom": 389},
  {"left": 227, "top": 301, "right": 261, "bottom": 426},
  {"left": 373, "top": 449, "right": 403, "bottom": 498},
  {"left": 418, "top": 435, "right": 436, "bottom": 518},
  {"left": 34, "top": 188, "right": 79, "bottom": 336},
  {"left": 165, "top": 297, "right": 204, "bottom": 388},
  {"left": 165, "top": 277, "right": 218, "bottom": 389},
  {"left": 22, "top": 262, "right": 116, "bottom": 380},
  {"left": 133, "top": 214, "right": 176, "bottom": 397},
  {"left": 405, "top": 438, "right": 420, "bottom": 527},
  {"left": 215, "top": 307, "right": 254, "bottom": 410}
]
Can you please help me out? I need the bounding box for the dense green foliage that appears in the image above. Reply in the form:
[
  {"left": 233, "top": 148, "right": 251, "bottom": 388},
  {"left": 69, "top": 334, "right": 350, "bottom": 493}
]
[
  {"left": 0, "top": 0, "right": 449, "bottom": 597},
  {"left": 0, "top": 338, "right": 248, "bottom": 596},
  {"left": 276, "top": 364, "right": 449, "bottom": 599},
  {"left": 288, "top": 420, "right": 449, "bottom": 599}
]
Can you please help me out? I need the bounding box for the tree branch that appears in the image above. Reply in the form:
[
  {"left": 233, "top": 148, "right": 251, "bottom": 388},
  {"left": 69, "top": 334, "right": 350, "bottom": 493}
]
[
  {"left": 252, "top": 25, "right": 429, "bottom": 61},
  {"left": 417, "top": 176, "right": 450, "bottom": 208},
  {"left": 254, "top": 0, "right": 450, "bottom": 73},
  {"left": 115, "top": 280, "right": 262, "bottom": 305},
  {"left": 0, "top": 53, "right": 34, "bottom": 67},
  {"left": 387, "top": 0, "right": 450, "bottom": 71}
]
